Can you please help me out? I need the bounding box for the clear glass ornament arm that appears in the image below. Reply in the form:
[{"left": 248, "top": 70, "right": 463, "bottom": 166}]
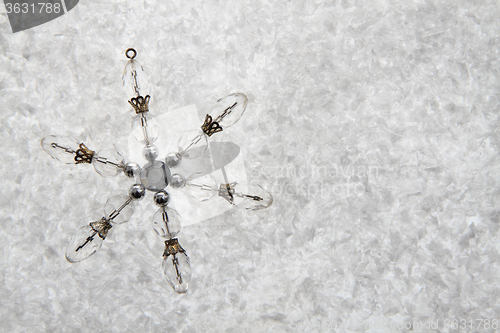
[{"left": 41, "top": 135, "right": 92, "bottom": 164}]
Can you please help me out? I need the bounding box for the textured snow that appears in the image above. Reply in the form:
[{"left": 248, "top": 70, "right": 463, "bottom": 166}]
[{"left": 1, "top": 0, "right": 500, "bottom": 332}]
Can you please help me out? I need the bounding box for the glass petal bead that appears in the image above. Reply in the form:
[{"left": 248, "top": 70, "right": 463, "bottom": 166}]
[
  {"left": 209, "top": 93, "right": 248, "bottom": 129},
  {"left": 162, "top": 239, "right": 191, "bottom": 294},
  {"left": 123, "top": 59, "right": 151, "bottom": 99},
  {"left": 65, "top": 223, "right": 109, "bottom": 263},
  {"left": 41, "top": 135, "right": 81, "bottom": 164}
]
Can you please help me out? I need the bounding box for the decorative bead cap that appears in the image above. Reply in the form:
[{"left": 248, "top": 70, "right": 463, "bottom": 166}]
[
  {"left": 74, "top": 143, "right": 94, "bottom": 164},
  {"left": 201, "top": 114, "right": 223, "bottom": 137},
  {"left": 90, "top": 218, "right": 113, "bottom": 239},
  {"left": 163, "top": 238, "right": 185, "bottom": 257},
  {"left": 218, "top": 182, "right": 236, "bottom": 204},
  {"left": 128, "top": 95, "right": 150, "bottom": 114}
]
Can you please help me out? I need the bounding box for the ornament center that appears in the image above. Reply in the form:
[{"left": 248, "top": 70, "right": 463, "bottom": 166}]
[{"left": 140, "top": 160, "right": 171, "bottom": 191}]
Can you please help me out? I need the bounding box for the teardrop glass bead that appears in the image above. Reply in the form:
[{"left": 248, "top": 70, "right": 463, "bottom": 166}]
[
  {"left": 178, "top": 130, "right": 208, "bottom": 159},
  {"left": 123, "top": 59, "right": 151, "bottom": 99},
  {"left": 41, "top": 135, "right": 81, "bottom": 164},
  {"left": 162, "top": 239, "right": 191, "bottom": 293},
  {"left": 65, "top": 222, "right": 111, "bottom": 263},
  {"left": 104, "top": 195, "right": 134, "bottom": 224},
  {"left": 209, "top": 93, "right": 248, "bottom": 129},
  {"left": 92, "top": 149, "right": 124, "bottom": 177},
  {"left": 152, "top": 206, "right": 181, "bottom": 239},
  {"left": 219, "top": 182, "right": 273, "bottom": 210}
]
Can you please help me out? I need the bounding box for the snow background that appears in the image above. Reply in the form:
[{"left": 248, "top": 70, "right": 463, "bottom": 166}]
[{"left": 1, "top": 0, "right": 500, "bottom": 332}]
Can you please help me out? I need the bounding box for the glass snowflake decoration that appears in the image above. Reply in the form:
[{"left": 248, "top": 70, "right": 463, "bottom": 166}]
[{"left": 41, "top": 49, "right": 273, "bottom": 294}]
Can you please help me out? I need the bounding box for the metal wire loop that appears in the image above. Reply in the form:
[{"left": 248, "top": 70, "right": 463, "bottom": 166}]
[{"left": 125, "top": 48, "right": 137, "bottom": 60}]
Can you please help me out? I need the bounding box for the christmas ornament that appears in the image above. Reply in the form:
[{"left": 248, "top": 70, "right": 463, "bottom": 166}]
[{"left": 41, "top": 49, "right": 272, "bottom": 293}]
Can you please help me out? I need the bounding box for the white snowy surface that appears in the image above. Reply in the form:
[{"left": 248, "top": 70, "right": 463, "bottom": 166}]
[{"left": 1, "top": 0, "right": 500, "bottom": 332}]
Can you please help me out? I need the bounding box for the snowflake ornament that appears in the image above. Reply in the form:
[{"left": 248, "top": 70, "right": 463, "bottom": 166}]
[{"left": 41, "top": 49, "right": 273, "bottom": 294}]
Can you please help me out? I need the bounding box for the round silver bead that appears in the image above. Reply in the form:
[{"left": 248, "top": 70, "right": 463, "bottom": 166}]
[
  {"left": 129, "top": 184, "right": 146, "bottom": 200},
  {"left": 154, "top": 190, "right": 170, "bottom": 206},
  {"left": 142, "top": 145, "right": 158, "bottom": 162},
  {"left": 170, "top": 173, "right": 186, "bottom": 188},
  {"left": 165, "top": 152, "right": 182, "bottom": 168},
  {"left": 123, "top": 162, "right": 140, "bottom": 178}
]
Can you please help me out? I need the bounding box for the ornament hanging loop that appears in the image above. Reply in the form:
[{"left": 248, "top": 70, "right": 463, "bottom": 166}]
[{"left": 125, "top": 48, "right": 137, "bottom": 60}]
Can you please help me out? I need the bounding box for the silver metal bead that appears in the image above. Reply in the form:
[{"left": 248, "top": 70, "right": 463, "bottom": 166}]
[
  {"left": 129, "top": 183, "right": 146, "bottom": 200},
  {"left": 123, "top": 162, "right": 140, "bottom": 178},
  {"left": 165, "top": 152, "right": 182, "bottom": 168},
  {"left": 154, "top": 190, "right": 170, "bottom": 206},
  {"left": 170, "top": 173, "right": 186, "bottom": 188},
  {"left": 143, "top": 145, "right": 158, "bottom": 162}
]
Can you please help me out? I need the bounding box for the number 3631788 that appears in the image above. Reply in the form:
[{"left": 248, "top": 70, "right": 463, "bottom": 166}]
[{"left": 5, "top": 2, "right": 62, "bottom": 14}]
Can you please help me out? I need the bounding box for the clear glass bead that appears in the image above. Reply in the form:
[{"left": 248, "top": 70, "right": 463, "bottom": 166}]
[
  {"left": 92, "top": 149, "right": 124, "bottom": 177},
  {"left": 123, "top": 59, "right": 151, "bottom": 99},
  {"left": 41, "top": 135, "right": 81, "bottom": 164},
  {"left": 162, "top": 239, "right": 191, "bottom": 294},
  {"left": 209, "top": 93, "right": 248, "bottom": 129},
  {"left": 65, "top": 223, "right": 108, "bottom": 263},
  {"left": 131, "top": 113, "right": 159, "bottom": 145},
  {"left": 104, "top": 195, "right": 134, "bottom": 224},
  {"left": 186, "top": 173, "right": 217, "bottom": 201},
  {"left": 152, "top": 206, "right": 181, "bottom": 239},
  {"left": 178, "top": 130, "right": 208, "bottom": 159}
]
